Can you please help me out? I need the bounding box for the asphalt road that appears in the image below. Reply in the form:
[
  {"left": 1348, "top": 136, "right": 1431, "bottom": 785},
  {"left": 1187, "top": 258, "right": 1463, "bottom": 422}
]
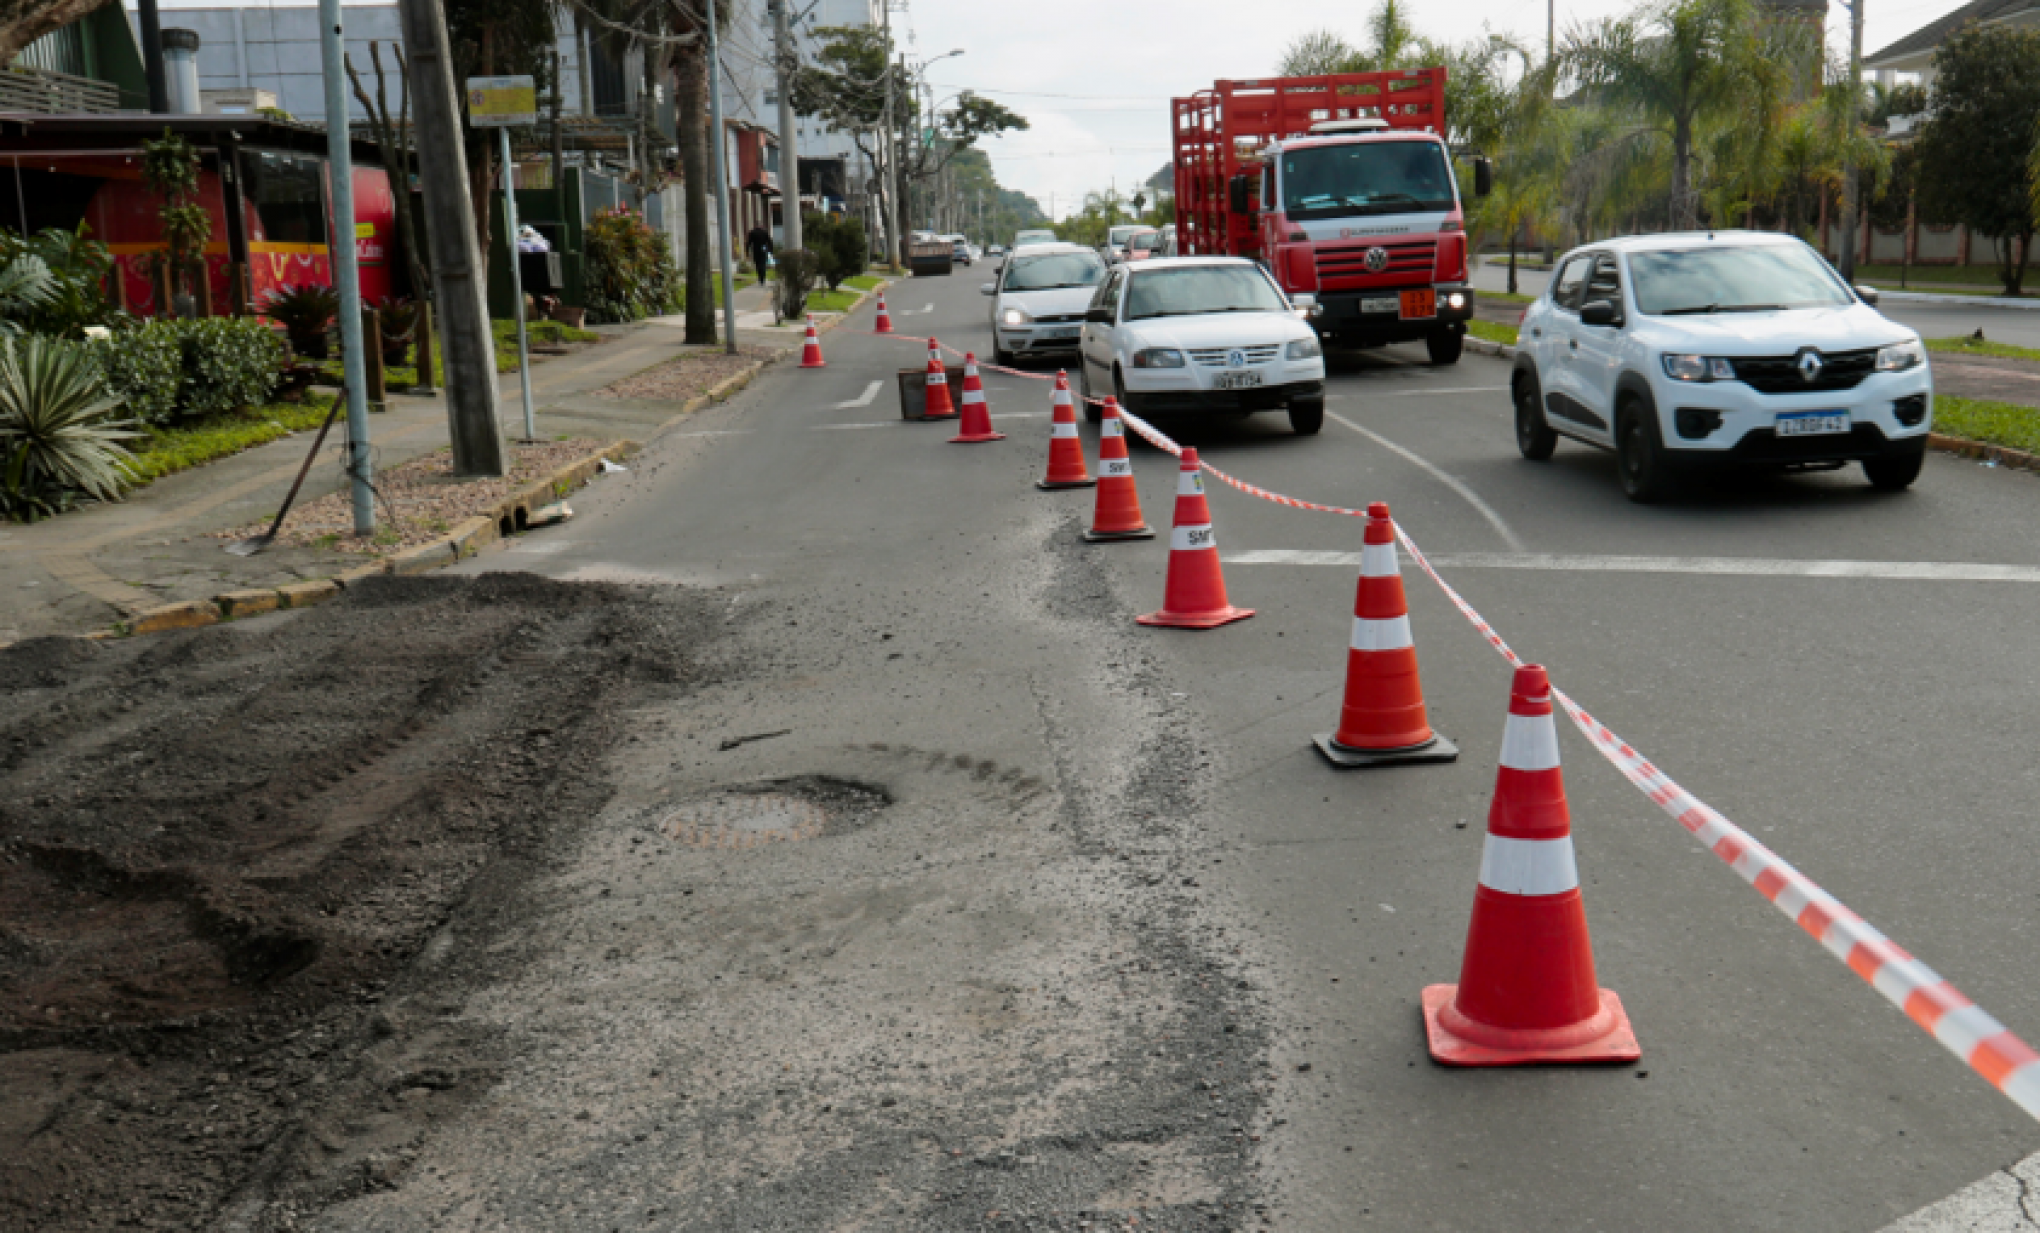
[
  {"left": 481, "top": 272, "right": 2040, "bottom": 1231},
  {"left": 1472, "top": 259, "right": 2040, "bottom": 351}
]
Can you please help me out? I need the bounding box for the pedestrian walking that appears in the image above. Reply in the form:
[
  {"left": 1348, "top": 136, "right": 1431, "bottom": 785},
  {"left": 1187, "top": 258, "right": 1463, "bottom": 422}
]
[{"left": 746, "top": 224, "right": 775, "bottom": 284}]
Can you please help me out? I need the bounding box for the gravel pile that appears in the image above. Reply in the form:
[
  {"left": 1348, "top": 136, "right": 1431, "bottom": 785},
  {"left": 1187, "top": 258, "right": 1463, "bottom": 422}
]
[{"left": 595, "top": 344, "right": 780, "bottom": 402}]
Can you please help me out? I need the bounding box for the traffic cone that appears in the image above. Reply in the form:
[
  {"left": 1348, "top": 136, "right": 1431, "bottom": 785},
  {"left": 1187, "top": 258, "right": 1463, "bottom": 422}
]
[
  {"left": 1313, "top": 502, "right": 1458, "bottom": 768},
  {"left": 799, "top": 315, "right": 827, "bottom": 368},
  {"left": 949, "top": 353, "right": 1005, "bottom": 444},
  {"left": 1036, "top": 370, "right": 1095, "bottom": 490},
  {"left": 1136, "top": 449, "right": 1253, "bottom": 630},
  {"left": 874, "top": 290, "right": 894, "bottom": 334},
  {"left": 921, "top": 338, "right": 956, "bottom": 420},
  {"left": 1422, "top": 664, "right": 1640, "bottom": 1066},
  {"left": 1081, "top": 397, "right": 1153, "bottom": 542}
]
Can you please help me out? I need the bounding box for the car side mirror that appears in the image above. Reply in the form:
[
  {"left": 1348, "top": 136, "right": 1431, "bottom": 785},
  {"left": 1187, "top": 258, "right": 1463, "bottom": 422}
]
[
  {"left": 1228, "top": 174, "right": 1252, "bottom": 214},
  {"left": 1084, "top": 306, "right": 1114, "bottom": 324},
  {"left": 980, "top": 282, "right": 996, "bottom": 295},
  {"left": 1474, "top": 157, "right": 1493, "bottom": 198},
  {"left": 1580, "top": 299, "right": 1620, "bottom": 327},
  {"left": 1854, "top": 284, "right": 1880, "bottom": 307},
  {"left": 1290, "top": 291, "right": 1320, "bottom": 319}
]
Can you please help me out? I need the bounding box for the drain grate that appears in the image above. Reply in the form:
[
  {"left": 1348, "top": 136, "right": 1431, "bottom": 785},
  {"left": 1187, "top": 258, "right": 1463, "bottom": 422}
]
[{"left": 661, "top": 792, "right": 828, "bottom": 849}]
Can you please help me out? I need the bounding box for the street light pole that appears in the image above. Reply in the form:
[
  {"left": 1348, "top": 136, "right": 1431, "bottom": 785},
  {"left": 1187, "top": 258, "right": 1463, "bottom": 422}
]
[{"left": 316, "top": 0, "right": 375, "bottom": 531}]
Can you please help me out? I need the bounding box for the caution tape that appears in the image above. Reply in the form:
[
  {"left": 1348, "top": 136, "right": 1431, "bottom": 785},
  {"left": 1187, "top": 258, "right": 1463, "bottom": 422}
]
[{"left": 851, "top": 325, "right": 2040, "bottom": 1121}]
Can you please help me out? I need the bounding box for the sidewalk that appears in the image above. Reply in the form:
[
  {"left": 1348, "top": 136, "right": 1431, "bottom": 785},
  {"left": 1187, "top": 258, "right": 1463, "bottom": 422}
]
[{"left": 0, "top": 310, "right": 806, "bottom": 643}]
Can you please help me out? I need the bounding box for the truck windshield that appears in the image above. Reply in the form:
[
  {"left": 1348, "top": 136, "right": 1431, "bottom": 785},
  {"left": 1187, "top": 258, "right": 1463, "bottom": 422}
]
[
  {"left": 1125, "top": 265, "right": 1287, "bottom": 320},
  {"left": 1281, "top": 141, "right": 1455, "bottom": 220},
  {"left": 1004, "top": 252, "right": 1105, "bottom": 291}
]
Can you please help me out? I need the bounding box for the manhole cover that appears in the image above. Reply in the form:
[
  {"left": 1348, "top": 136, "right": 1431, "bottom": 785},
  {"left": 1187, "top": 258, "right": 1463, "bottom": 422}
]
[{"left": 661, "top": 792, "right": 827, "bottom": 849}]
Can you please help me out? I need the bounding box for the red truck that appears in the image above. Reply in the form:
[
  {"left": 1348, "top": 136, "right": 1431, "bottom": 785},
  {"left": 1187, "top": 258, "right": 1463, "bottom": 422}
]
[{"left": 1172, "top": 68, "right": 1491, "bottom": 365}]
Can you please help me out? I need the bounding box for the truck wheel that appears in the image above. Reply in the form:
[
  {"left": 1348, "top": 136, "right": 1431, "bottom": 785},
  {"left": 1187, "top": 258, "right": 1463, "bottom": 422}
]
[
  {"left": 1615, "top": 397, "right": 1676, "bottom": 504},
  {"left": 1863, "top": 444, "right": 1926, "bottom": 491},
  {"left": 1288, "top": 398, "right": 1325, "bottom": 435},
  {"left": 1514, "top": 371, "right": 1557, "bottom": 461},
  {"left": 1426, "top": 327, "right": 1464, "bottom": 366}
]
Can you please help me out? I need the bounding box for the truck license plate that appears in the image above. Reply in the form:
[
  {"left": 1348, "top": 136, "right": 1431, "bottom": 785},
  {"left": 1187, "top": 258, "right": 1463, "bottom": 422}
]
[
  {"left": 1215, "top": 371, "right": 1263, "bottom": 390},
  {"left": 1362, "top": 297, "right": 1398, "bottom": 314},
  {"left": 1776, "top": 411, "right": 1851, "bottom": 437},
  {"left": 1400, "top": 289, "right": 1436, "bottom": 319}
]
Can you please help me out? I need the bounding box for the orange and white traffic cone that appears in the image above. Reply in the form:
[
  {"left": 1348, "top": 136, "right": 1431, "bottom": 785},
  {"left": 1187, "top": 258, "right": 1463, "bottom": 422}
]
[
  {"left": 1422, "top": 664, "right": 1640, "bottom": 1066},
  {"left": 1081, "top": 397, "right": 1153, "bottom": 541},
  {"left": 1313, "top": 502, "right": 1458, "bottom": 768},
  {"left": 949, "top": 353, "right": 1005, "bottom": 444},
  {"left": 921, "top": 338, "right": 956, "bottom": 419},
  {"left": 874, "top": 289, "right": 894, "bottom": 335},
  {"left": 1136, "top": 449, "right": 1253, "bottom": 630},
  {"left": 1036, "top": 370, "right": 1094, "bottom": 490},
  {"left": 799, "top": 315, "right": 827, "bottom": 368}
]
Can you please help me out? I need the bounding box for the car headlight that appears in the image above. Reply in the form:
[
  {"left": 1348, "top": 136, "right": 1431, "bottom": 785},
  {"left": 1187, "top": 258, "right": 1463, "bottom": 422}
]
[
  {"left": 1285, "top": 336, "right": 1321, "bottom": 360},
  {"left": 1661, "top": 354, "right": 1737, "bottom": 382},
  {"left": 1000, "top": 306, "right": 1032, "bottom": 327},
  {"left": 1131, "top": 347, "right": 1186, "bottom": 369},
  {"left": 1876, "top": 339, "right": 1924, "bottom": 372}
]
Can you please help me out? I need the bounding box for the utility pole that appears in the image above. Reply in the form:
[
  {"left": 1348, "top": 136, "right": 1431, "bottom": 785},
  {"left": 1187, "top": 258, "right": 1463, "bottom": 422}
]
[
  {"left": 136, "top": 0, "right": 168, "bottom": 112},
  {"left": 882, "top": 44, "right": 902, "bottom": 268},
  {"left": 1547, "top": 0, "right": 1555, "bottom": 66},
  {"left": 1839, "top": 0, "right": 1865, "bottom": 284},
  {"left": 316, "top": 0, "right": 375, "bottom": 531},
  {"left": 396, "top": 0, "right": 507, "bottom": 476},
  {"left": 706, "top": 0, "right": 740, "bottom": 354},
  {"left": 771, "top": 0, "right": 802, "bottom": 252}
]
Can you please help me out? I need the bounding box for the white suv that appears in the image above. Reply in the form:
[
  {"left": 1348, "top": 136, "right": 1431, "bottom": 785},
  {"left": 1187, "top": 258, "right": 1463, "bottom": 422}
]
[{"left": 1511, "top": 232, "right": 1933, "bottom": 501}]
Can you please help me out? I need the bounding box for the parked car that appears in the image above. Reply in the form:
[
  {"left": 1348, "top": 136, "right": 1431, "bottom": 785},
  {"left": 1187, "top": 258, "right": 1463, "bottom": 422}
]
[
  {"left": 947, "top": 235, "right": 974, "bottom": 266},
  {"left": 1511, "top": 231, "right": 1932, "bottom": 501},
  {"left": 1077, "top": 256, "right": 1326, "bottom": 434},
  {"left": 987, "top": 244, "right": 1007, "bottom": 256},
  {"left": 983, "top": 242, "right": 1108, "bottom": 366},
  {"left": 1014, "top": 229, "right": 1059, "bottom": 248}
]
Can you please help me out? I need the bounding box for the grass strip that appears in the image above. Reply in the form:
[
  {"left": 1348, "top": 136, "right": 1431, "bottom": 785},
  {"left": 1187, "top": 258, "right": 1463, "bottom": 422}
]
[
  {"left": 1467, "top": 319, "right": 1519, "bottom": 346},
  {"left": 806, "top": 287, "right": 864, "bottom": 314},
  {"left": 1926, "top": 336, "right": 2040, "bottom": 364},
  {"left": 1932, "top": 395, "right": 2040, "bottom": 455},
  {"left": 122, "top": 397, "right": 336, "bottom": 487},
  {"left": 844, "top": 274, "right": 886, "bottom": 291}
]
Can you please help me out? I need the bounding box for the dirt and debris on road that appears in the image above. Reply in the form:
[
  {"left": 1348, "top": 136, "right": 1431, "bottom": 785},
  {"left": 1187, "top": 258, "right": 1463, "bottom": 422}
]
[{"left": 594, "top": 344, "right": 780, "bottom": 402}]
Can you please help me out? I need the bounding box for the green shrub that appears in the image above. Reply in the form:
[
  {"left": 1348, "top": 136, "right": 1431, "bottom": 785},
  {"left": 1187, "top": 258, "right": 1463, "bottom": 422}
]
[
  {"left": 585, "top": 206, "right": 681, "bottom": 324},
  {"left": 89, "top": 326, "right": 180, "bottom": 425},
  {"left": 262, "top": 283, "right": 338, "bottom": 358},
  {"left": 0, "top": 224, "right": 124, "bottom": 338},
  {"left": 803, "top": 212, "right": 868, "bottom": 291},
  {"left": 0, "top": 336, "right": 139, "bottom": 521},
  {"left": 775, "top": 248, "right": 819, "bottom": 320},
  {"left": 90, "top": 317, "right": 283, "bottom": 427}
]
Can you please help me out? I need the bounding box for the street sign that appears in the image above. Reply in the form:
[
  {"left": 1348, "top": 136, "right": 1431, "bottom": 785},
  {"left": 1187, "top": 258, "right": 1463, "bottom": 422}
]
[{"left": 465, "top": 75, "right": 536, "bottom": 127}]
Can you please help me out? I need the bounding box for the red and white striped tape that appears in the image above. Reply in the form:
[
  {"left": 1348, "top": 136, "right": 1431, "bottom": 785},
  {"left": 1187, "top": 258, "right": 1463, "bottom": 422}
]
[{"left": 852, "top": 327, "right": 2040, "bottom": 1121}]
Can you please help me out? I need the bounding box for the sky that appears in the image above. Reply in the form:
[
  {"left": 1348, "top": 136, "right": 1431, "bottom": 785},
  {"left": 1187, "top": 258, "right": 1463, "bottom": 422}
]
[{"left": 898, "top": 0, "right": 1970, "bottom": 220}]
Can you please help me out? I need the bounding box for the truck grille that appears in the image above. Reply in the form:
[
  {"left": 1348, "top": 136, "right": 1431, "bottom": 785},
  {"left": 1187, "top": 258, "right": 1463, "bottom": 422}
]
[
  {"left": 1730, "top": 347, "right": 1877, "bottom": 394},
  {"left": 1315, "top": 240, "right": 1437, "bottom": 283},
  {"left": 1187, "top": 344, "right": 1281, "bottom": 367}
]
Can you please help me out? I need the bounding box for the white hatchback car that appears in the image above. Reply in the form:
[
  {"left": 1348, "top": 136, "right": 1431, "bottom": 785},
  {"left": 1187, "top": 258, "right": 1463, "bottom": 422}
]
[
  {"left": 983, "top": 243, "right": 1108, "bottom": 365},
  {"left": 1077, "top": 256, "right": 1327, "bottom": 434},
  {"left": 1512, "top": 232, "right": 1932, "bottom": 501}
]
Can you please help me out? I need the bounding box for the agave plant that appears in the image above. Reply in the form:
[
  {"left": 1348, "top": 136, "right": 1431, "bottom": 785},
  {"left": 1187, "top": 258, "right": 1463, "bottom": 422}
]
[
  {"left": 0, "top": 336, "right": 139, "bottom": 522},
  {"left": 374, "top": 296, "right": 419, "bottom": 366},
  {"left": 0, "top": 251, "right": 57, "bottom": 338},
  {"left": 262, "top": 283, "right": 340, "bottom": 359}
]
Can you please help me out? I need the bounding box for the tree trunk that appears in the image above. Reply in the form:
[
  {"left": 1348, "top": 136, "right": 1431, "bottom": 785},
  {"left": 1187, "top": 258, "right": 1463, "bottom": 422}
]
[
  {"left": 673, "top": 45, "right": 716, "bottom": 345},
  {"left": 1507, "top": 231, "right": 1518, "bottom": 296},
  {"left": 468, "top": 23, "right": 497, "bottom": 273},
  {"left": 1670, "top": 120, "right": 1695, "bottom": 231}
]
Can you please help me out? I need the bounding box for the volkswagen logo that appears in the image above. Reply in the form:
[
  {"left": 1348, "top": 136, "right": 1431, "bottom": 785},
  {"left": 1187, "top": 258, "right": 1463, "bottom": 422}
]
[
  {"left": 1796, "top": 349, "right": 1825, "bottom": 383},
  {"left": 1364, "top": 246, "right": 1390, "bottom": 273},
  {"left": 1227, "top": 349, "right": 1247, "bottom": 369}
]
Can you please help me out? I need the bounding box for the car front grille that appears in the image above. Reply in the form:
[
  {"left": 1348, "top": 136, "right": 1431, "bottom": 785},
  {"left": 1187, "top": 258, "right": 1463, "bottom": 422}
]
[
  {"left": 1314, "top": 240, "right": 1437, "bottom": 283},
  {"left": 1031, "top": 312, "right": 1084, "bottom": 324},
  {"left": 1731, "top": 347, "right": 1877, "bottom": 394},
  {"left": 1187, "top": 344, "right": 1281, "bottom": 367}
]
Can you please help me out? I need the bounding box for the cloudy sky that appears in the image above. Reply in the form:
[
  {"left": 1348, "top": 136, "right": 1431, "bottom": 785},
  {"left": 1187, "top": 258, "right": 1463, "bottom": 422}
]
[{"left": 900, "top": 0, "right": 1967, "bottom": 219}]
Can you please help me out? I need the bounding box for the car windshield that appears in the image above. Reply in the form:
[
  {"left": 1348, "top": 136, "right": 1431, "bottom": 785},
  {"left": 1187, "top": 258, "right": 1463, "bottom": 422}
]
[
  {"left": 1004, "top": 251, "right": 1106, "bottom": 291},
  {"left": 1281, "top": 141, "right": 1456, "bottom": 219},
  {"left": 1127, "top": 232, "right": 1161, "bottom": 252},
  {"left": 1125, "top": 265, "right": 1286, "bottom": 320},
  {"left": 1629, "top": 244, "right": 1854, "bottom": 315},
  {"left": 1015, "top": 232, "right": 1055, "bottom": 246}
]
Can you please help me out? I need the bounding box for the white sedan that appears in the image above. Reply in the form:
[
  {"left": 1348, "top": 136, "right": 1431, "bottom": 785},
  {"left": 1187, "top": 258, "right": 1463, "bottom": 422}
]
[{"left": 1077, "top": 256, "right": 1328, "bottom": 434}]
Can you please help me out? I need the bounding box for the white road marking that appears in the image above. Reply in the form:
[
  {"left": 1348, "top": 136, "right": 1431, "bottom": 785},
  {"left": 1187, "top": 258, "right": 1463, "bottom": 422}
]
[
  {"left": 833, "top": 380, "right": 883, "bottom": 409},
  {"left": 666, "top": 429, "right": 753, "bottom": 438},
  {"left": 1880, "top": 1150, "right": 2040, "bottom": 1231},
  {"left": 1223, "top": 549, "right": 2040, "bottom": 583},
  {"left": 1331, "top": 386, "right": 1508, "bottom": 397},
  {"left": 1327, "top": 411, "right": 1527, "bottom": 552},
  {"left": 897, "top": 303, "right": 935, "bottom": 315}
]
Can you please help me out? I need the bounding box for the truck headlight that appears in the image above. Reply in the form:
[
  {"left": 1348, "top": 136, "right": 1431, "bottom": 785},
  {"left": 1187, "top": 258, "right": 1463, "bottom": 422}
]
[
  {"left": 1285, "top": 336, "right": 1321, "bottom": 360},
  {"left": 1662, "top": 354, "right": 1736, "bottom": 382},
  {"left": 1132, "top": 348, "right": 1186, "bottom": 369},
  {"left": 1876, "top": 339, "right": 1924, "bottom": 372},
  {"left": 1000, "top": 306, "right": 1032, "bottom": 327}
]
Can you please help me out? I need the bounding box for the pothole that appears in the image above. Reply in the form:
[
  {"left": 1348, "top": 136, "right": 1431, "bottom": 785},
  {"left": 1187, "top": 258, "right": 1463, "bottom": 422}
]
[{"left": 658, "top": 776, "right": 890, "bottom": 849}]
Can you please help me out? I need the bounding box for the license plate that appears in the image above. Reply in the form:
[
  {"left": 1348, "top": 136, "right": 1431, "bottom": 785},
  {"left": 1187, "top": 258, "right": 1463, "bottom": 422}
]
[
  {"left": 1361, "top": 297, "right": 1398, "bottom": 314},
  {"left": 1037, "top": 328, "right": 1078, "bottom": 340},
  {"left": 1215, "top": 371, "right": 1263, "bottom": 390},
  {"left": 1776, "top": 411, "right": 1851, "bottom": 437},
  {"left": 1400, "top": 289, "right": 1436, "bottom": 319}
]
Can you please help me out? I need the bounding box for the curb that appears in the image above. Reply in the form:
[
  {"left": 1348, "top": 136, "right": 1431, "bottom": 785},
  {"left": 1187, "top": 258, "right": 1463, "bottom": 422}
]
[
  {"left": 88, "top": 439, "right": 640, "bottom": 642},
  {"left": 1465, "top": 335, "right": 1520, "bottom": 362},
  {"left": 1929, "top": 432, "right": 2040, "bottom": 472},
  {"left": 1881, "top": 290, "right": 2040, "bottom": 311}
]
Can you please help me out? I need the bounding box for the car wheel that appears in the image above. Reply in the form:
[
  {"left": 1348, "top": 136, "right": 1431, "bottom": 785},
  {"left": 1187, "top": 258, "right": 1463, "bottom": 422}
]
[
  {"left": 1112, "top": 369, "right": 1135, "bottom": 422},
  {"left": 1289, "top": 397, "right": 1325, "bottom": 435},
  {"left": 1863, "top": 444, "right": 1926, "bottom": 491},
  {"left": 1426, "top": 327, "right": 1464, "bottom": 366},
  {"left": 1079, "top": 363, "right": 1102, "bottom": 424},
  {"left": 1615, "top": 397, "right": 1675, "bottom": 504},
  {"left": 992, "top": 343, "right": 1013, "bottom": 367},
  {"left": 1513, "top": 371, "right": 1557, "bottom": 461}
]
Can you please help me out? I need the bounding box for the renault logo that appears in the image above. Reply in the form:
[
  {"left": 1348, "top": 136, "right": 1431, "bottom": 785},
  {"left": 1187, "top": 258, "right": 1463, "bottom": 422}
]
[
  {"left": 1364, "top": 246, "right": 1390, "bottom": 272},
  {"left": 1227, "top": 349, "right": 1246, "bottom": 368},
  {"left": 1796, "top": 349, "right": 1825, "bottom": 383}
]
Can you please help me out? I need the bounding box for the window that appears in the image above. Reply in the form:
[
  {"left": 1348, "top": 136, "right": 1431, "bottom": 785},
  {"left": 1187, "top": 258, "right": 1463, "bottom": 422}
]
[
  {"left": 1091, "top": 267, "right": 1126, "bottom": 316},
  {"left": 1587, "top": 255, "right": 1623, "bottom": 306},
  {"left": 1550, "top": 256, "right": 1590, "bottom": 312},
  {"left": 1628, "top": 242, "right": 1854, "bottom": 316},
  {"left": 244, "top": 151, "right": 327, "bottom": 246},
  {"left": 1280, "top": 140, "right": 1455, "bottom": 220},
  {"left": 1124, "top": 264, "right": 1286, "bottom": 321},
  {"left": 1005, "top": 251, "right": 1105, "bottom": 291}
]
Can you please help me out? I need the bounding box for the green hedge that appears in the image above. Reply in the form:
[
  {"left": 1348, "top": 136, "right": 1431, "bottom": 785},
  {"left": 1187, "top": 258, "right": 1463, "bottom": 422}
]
[{"left": 91, "top": 317, "right": 284, "bottom": 427}]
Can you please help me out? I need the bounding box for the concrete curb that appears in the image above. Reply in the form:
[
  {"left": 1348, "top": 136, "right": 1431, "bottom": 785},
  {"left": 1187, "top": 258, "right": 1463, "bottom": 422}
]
[
  {"left": 1465, "top": 335, "right": 1520, "bottom": 362},
  {"left": 1881, "top": 290, "right": 2040, "bottom": 311},
  {"left": 94, "top": 439, "right": 640, "bottom": 641},
  {"left": 1928, "top": 432, "right": 2040, "bottom": 473}
]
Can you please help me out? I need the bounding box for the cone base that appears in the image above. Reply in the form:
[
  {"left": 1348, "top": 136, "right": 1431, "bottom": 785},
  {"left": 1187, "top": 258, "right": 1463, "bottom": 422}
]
[
  {"left": 875, "top": 325, "right": 893, "bottom": 334},
  {"left": 1081, "top": 525, "right": 1156, "bottom": 542},
  {"left": 918, "top": 411, "right": 960, "bottom": 422},
  {"left": 1313, "top": 731, "right": 1459, "bottom": 769},
  {"left": 1136, "top": 605, "right": 1255, "bottom": 630},
  {"left": 949, "top": 431, "right": 1007, "bottom": 444},
  {"left": 1036, "top": 477, "right": 1097, "bottom": 490},
  {"left": 801, "top": 358, "right": 827, "bottom": 369},
  {"left": 1421, "top": 984, "right": 1640, "bottom": 1066}
]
